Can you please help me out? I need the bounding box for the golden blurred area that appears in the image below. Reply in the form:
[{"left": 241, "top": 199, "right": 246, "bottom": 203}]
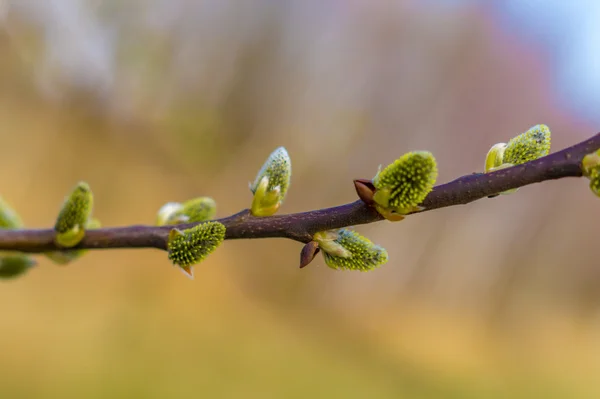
[{"left": 1, "top": 2, "right": 599, "bottom": 397}]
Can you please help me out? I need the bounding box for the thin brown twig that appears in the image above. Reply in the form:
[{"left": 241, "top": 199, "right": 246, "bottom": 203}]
[{"left": 1, "top": 132, "right": 598, "bottom": 253}]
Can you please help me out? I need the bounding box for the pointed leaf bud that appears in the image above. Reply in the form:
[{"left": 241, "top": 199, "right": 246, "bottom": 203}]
[
  {"left": 299, "top": 241, "right": 320, "bottom": 269},
  {"left": 503, "top": 124, "right": 551, "bottom": 166},
  {"left": 54, "top": 182, "right": 94, "bottom": 248},
  {"left": 313, "top": 229, "right": 388, "bottom": 271},
  {"left": 0, "top": 255, "right": 36, "bottom": 279},
  {"left": 353, "top": 179, "right": 376, "bottom": 205},
  {"left": 250, "top": 146, "right": 291, "bottom": 217},
  {"left": 167, "top": 221, "right": 226, "bottom": 277},
  {"left": 372, "top": 151, "right": 437, "bottom": 220}
]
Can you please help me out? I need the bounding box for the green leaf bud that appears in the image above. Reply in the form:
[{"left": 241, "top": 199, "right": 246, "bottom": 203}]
[
  {"left": 313, "top": 229, "right": 388, "bottom": 271},
  {"left": 372, "top": 151, "right": 438, "bottom": 219},
  {"left": 250, "top": 147, "right": 291, "bottom": 217},
  {"left": 54, "top": 182, "right": 94, "bottom": 248},
  {"left": 167, "top": 221, "right": 226, "bottom": 278}
]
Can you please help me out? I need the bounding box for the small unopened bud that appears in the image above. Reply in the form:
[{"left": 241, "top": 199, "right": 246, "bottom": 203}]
[
  {"left": 54, "top": 182, "right": 94, "bottom": 248},
  {"left": 372, "top": 151, "right": 437, "bottom": 220},
  {"left": 313, "top": 229, "right": 388, "bottom": 271},
  {"left": 250, "top": 147, "right": 291, "bottom": 217},
  {"left": 299, "top": 241, "right": 320, "bottom": 269},
  {"left": 353, "top": 179, "right": 376, "bottom": 205},
  {"left": 167, "top": 221, "right": 226, "bottom": 279}
]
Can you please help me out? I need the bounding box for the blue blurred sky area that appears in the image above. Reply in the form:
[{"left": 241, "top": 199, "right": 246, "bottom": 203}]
[{"left": 426, "top": 0, "right": 600, "bottom": 125}]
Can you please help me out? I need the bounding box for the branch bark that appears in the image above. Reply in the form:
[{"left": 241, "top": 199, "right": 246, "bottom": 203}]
[{"left": 1, "top": 132, "right": 598, "bottom": 253}]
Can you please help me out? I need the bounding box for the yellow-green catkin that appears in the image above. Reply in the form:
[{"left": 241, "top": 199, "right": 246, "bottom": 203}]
[
  {"left": 503, "top": 124, "right": 551, "bottom": 166},
  {"left": 484, "top": 125, "right": 552, "bottom": 194},
  {"left": 250, "top": 147, "right": 292, "bottom": 217},
  {"left": 0, "top": 197, "right": 36, "bottom": 279},
  {"left": 167, "top": 221, "right": 226, "bottom": 278},
  {"left": 372, "top": 151, "right": 438, "bottom": 219},
  {"left": 582, "top": 149, "right": 600, "bottom": 197},
  {"left": 313, "top": 229, "right": 388, "bottom": 272},
  {"left": 45, "top": 218, "right": 101, "bottom": 265},
  {"left": 54, "top": 182, "right": 94, "bottom": 248},
  {"left": 164, "top": 197, "right": 216, "bottom": 225}
]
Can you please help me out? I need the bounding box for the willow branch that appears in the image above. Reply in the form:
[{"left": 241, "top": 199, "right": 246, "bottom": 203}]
[{"left": 1, "top": 132, "right": 598, "bottom": 254}]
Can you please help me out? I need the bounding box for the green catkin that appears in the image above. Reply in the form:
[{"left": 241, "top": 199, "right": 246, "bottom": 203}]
[
  {"left": 250, "top": 147, "right": 292, "bottom": 217},
  {"left": 484, "top": 125, "right": 552, "bottom": 195},
  {"left": 45, "top": 218, "right": 101, "bottom": 265},
  {"left": 314, "top": 229, "right": 388, "bottom": 272},
  {"left": 250, "top": 146, "right": 292, "bottom": 196},
  {"left": 372, "top": 151, "right": 438, "bottom": 215},
  {"left": 54, "top": 182, "right": 94, "bottom": 248},
  {"left": 167, "top": 221, "right": 226, "bottom": 268},
  {"left": 503, "top": 124, "right": 551, "bottom": 165}
]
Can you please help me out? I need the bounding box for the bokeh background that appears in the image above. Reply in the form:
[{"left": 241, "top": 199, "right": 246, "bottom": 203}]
[{"left": 1, "top": 1, "right": 600, "bottom": 398}]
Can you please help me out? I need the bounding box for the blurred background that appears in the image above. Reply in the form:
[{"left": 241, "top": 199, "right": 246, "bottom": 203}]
[{"left": 1, "top": 0, "right": 599, "bottom": 397}]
